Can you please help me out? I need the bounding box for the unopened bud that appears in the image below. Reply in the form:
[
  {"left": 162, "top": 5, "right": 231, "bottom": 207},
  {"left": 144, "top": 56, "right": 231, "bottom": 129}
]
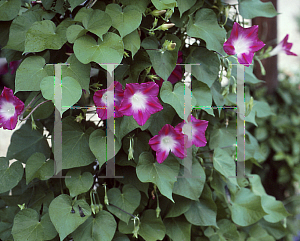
[
  {"left": 167, "top": 42, "right": 176, "bottom": 51},
  {"left": 147, "top": 74, "right": 160, "bottom": 80},
  {"left": 150, "top": 9, "right": 166, "bottom": 17},
  {"left": 152, "top": 18, "right": 158, "bottom": 28},
  {"left": 164, "top": 9, "right": 173, "bottom": 21},
  {"left": 156, "top": 206, "right": 161, "bottom": 218},
  {"left": 75, "top": 113, "right": 84, "bottom": 123},
  {"left": 128, "top": 137, "right": 134, "bottom": 161},
  {"left": 157, "top": 23, "right": 175, "bottom": 31}
]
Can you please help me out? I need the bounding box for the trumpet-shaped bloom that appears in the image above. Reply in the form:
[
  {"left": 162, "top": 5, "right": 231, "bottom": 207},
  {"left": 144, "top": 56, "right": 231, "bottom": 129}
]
[
  {"left": 149, "top": 124, "right": 186, "bottom": 163},
  {"left": 119, "top": 82, "right": 163, "bottom": 126},
  {"left": 268, "top": 34, "right": 297, "bottom": 57},
  {"left": 175, "top": 114, "right": 208, "bottom": 148},
  {"left": 223, "top": 22, "right": 265, "bottom": 67},
  {"left": 93, "top": 81, "right": 124, "bottom": 120},
  {"left": 0, "top": 87, "right": 24, "bottom": 130}
]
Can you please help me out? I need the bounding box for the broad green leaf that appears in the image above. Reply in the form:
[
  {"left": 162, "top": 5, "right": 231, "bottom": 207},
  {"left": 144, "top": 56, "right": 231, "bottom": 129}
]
[
  {"left": 4, "top": 11, "right": 41, "bottom": 51},
  {"left": 160, "top": 81, "right": 196, "bottom": 121},
  {"left": 129, "top": 50, "right": 152, "bottom": 82},
  {"left": 186, "top": 47, "right": 220, "bottom": 88},
  {"left": 59, "top": 116, "right": 96, "bottom": 170},
  {"left": 25, "top": 152, "right": 54, "bottom": 184},
  {"left": 40, "top": 76, "right": 82, "bottom": 115},
  {"left": 120, "top": 0, "right": 150, "bottom": 13},
  {"left": 136, "top": 152, "right": 180, "bottom": 202},
  {"left": 0, "top": 206, "right": 18, "bottom": 240},
  {"left": 107, "top": 184, "right": 141, "bottom": 224},
  {"left": 15, "top": 56, "right": 54, "bottom": 92},
  {"left": 214, "top": 219, "right": 240, "bottom": 240},
  {"left": 0, "top": 0, "right": 21, "bottom": 21},
  {"left": 165, "top": 195, "right": 192, "bottom": 218},
  {"left": 258, "top": 219, "right": 287, "bottom": 240},
  {"left": 25, "top": 19, "right": 74, "bottom": 53},
  {"left": 209, "top": 125, "right": 236, "bottom": 150},
  {"left": 142, "top": 35, "right": 181, "bottom": 81},
  {"left": 123, "top": 29, "right": 141, "bottom": 57},
  {"left": 211, "top": 80, "right": 225, "bottom": 113},
  {"left": 247, "top": 224, "right": 275, "bottom": 241},
  {"left": 172, "top": 158, "right": 206, "bottom": 200},
  {"left": 191, "top": 80, "right": 214, "bottom": 116},
  {"left": 213, "top": 148, "right": 238, "bottom": 186},
  {"left": 239, "top": 0, "right": 278, "bottom": 19},
  {"left": 72, "top": 210, "right": 117, "bottom": 241},
  {"left": 65, "top": 169, "right": 93, "bottom": 197},
  {"left": 230, "top": 188, "right": 267, "bottom": 226},
  {"left": 164, "top": 216, "right": 191, "bottom": 241},
  {"left": 187, "top": 8, "right": 226, "bottom": 54},
  {"left": 69, "top": 0, "right": 85, "bottom": 10},
  {"left": 151, "top": 0, "right": 176, "bottom": 10},
  {"left": 12, "top": 209, "right": 57, "bottom": 241},
  {"left": 41, "top": 0, "right": 67, "bottom": 14},
  {"left": 105, "top": 4, "right": 142, "bottom": 38},
  {"left": 66, "top": 24, "right": 87, "bottom": 44},
  {"left": 184, "top": 184, "right": 217, "bottom": 227},
  {"left": 0, "top": 157, "right": 23, "bottom": 194},
  {"left": 177, "top": 0, "right": 196, "bottom": 16},
  {"left": 49, "top": 194, "right": 91, "bottom": 241},
  {"left": 73, "top": 33, "right": 124, "bottom": 72},
  {"left": 89, "top": 129, "right": 121, "bottom": 168},
  {"left": 7, "top": 120, "right": 51, "bottom": 163},
  {"left": 62, "top": 54, "right": 91, "bottom": 92}
]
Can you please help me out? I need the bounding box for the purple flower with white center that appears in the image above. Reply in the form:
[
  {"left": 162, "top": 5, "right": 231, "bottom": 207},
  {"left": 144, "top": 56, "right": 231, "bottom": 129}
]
[
  {"left": 0, "top": 87, "right": 24, "bottom": 130},
  {"left": 93, "top": 81, "right": 124, "bottom": 120},
  {"left": 269, "top": 34, "right": 297, "bottom": 57},
  {"left": 175, "top": 114, "right": 208, "bottom": 148},
  {"left": 149, "top": 124, "right": 186, "bottom": 164},
  {"left": 223, "top": 22, "right": 265, "bottom": 67},
  {"left": 118, "top": 82, "right": 163, "bottom": 126}
]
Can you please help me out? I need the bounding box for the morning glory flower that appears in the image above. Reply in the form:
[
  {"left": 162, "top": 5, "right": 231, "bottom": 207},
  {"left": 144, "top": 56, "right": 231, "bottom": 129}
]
[
  {"left": 149, "top": 124, "right": 186, "bottom": 164},
  {"left": 119, "top": 82, "right": 163, "bottom": 126},
  {"left": 175, "top": 114, "right": 209, "bottom": 148},
  {"left": 223, "top": 22, "right": 265, "bottom": 67},
  {"left": 93, "top": 81, "right": 124, "bottom": 120},
  {"left": 268, "top": 34, "right": 297, "bottom": 57},
  {"left": 0, "top": 86, "right": 24, "bottom": 130}
]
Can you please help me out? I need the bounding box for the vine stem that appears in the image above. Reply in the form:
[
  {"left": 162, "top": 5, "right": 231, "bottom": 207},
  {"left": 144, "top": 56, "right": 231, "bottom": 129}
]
[
  {"left": 20, "top": 100, "right": 51, "bottom": 121},
  {"left": 109, "top": 203, "right": 137, "bottom": 219}
]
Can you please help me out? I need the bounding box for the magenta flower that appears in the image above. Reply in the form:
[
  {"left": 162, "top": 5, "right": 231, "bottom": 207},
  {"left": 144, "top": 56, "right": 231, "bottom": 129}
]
[
  {"left": 149, "top": 124, "right": 186, "bottom": 163},
  {"left": 118, "top": 82, "right": 163, "bottom": 126},
  {"left": 268, "top": 34, "right": 297, "bottom": 57},
  {"left": 223, "top": 22, "right": 265, "bottom": 67},
  {"left": 175, "top": 114, "right": 208, "bottom": 148},
  {"left": 93, "top": 81, "right": 124, "bottom": 120},
  {"left": 0, "top": 87, "right": 24, "bottom": 130},
  {"left": 0, "top": 60, "right": 21, "bottom": 75}
]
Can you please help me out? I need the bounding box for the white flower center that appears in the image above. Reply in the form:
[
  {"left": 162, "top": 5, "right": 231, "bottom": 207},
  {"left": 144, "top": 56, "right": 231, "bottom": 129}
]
[
  {"left": 160, "top": 135, "right": 175, "bottom": 152},
  {"left": 182, "top": 122, "right": 193, "bottom": 140},
  {"left": 233, "top": 36, "right": 251, "bottom": 55},
  {"left": 131, "top": 92, "right": 146, "bottom": 110},
  {"left": 102, "top": 91, "right": 114, "bottom": 107},
  {"left": 0, "top": 101, "right": 15, "bottom": 120}
]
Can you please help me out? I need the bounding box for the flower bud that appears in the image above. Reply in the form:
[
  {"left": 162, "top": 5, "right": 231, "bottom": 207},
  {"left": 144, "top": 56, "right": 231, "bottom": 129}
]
[
  {"left": 167, "top": 42, "right": 176, "bottom": 51},
  {"left": 164, "top": 9, "right": 173, "bottom": 21},
  {"left": 75, "top": 113, "right": 84, "bottom": 123},
  {"left": 150, "top": 9, "right": 166, "bottom": 17},
  {"left": 157, "top": 23, "right": 175, "bottom": 31},
  {"left": 152, "top": 17, "right": 158, "bottom": 28},
  {"left": 128, "top": 137, "right": 134, "bottom": 161},
  {"left": 156, "top": 206, "right": 161, "bottom": 218}
]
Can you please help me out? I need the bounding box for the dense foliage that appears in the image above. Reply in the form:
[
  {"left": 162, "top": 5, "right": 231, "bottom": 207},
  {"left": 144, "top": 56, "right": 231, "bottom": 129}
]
[{"left": 0, "top": 0, "right": 296, "bottom": 240}]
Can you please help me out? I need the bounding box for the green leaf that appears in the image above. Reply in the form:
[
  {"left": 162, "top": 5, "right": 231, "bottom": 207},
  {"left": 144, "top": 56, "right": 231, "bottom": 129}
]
[
  {"left": 25, "top": 152, "right": 54, "bottom": 184},
  {"left": 160, "top": 81, "right": 196, "bottom": 122},
  {"left": 165, "top": 195, "right": 192, "bottom": 218},
  {"left": 247, "top": 224, "right": 275, "bottom": 241},
  {"left": 15, "top": 56, "right": 54, "bottom": 92},
  {"left": 213, "top": 148, "right": 238, "bottom": 186},
  {"left": 214, "top": 219, "right": 240, "bottom": 240},
  {"left": 49, "top": 194, "right": 91, "bottom": 241},
  {"left": 62, "top": 54, "right": 91, "bottom": 92},
  {"left": 7, "top": 120, "right": 51, "bottom": 163},
  {"left": 123, "top": 29, "right": 141, "bottom": 57},
  {"left": 65, "top": 169, "right": 93, "bottom": 197},
  {"left": 41, "top": 0, "right": 67, "bottom": 14},
  {"left": 258, "top": 219, "right": 287, "bottom": 240},
  {"left": 12, "top": 209, "right": 57, "bottom": 241},
  {"left": 72, "top": 210, "right": 117, "bottom": 241},
  {"left": 73, "top": 33, "right": 124, "bottom": 72},
  {"left": 89, "top": 129, "right": 121, "bottom": 168},
  {"left": 142, "top": 35, "right": 181, "bottom": 81},
  {"left": 177, "top": 0, "right": 196, "bottom": 16},
  {"left": 164, "top": 216, "right": 191, "bottom": 241},
  {"left": 184, "top": 184, "right": 217, "bottom": 227},
  {"left": 191, "top": 80, "right": 214, "bottom": 116},
  {"left": 59, "top": 116, "right": 96, "bottom": 170},
  {"left": 136, "top": 152, "right": 180, "bottom": 202},
  {"left": 187, "top": 8, "right": 226, "bottom": 54},
  {"left": 25, "top": 19, "right": 74, "bottom": 53},
  {"left": 40, "top": 76, "right": 82, "bottom": 115},
  {"left": 0, "top": 0, "right": 21, "bottom": 21},
  {"left": 120, "top": 0, "right": 150, "bottom": 13},
  {"left": 4, "top": 11, "right": 41, "bottom": 51},
  {"left": 230, "top": 188, "right": 267, "bottom": 226},
  {"left": 69, "top": 0, "right": 85, "bottom": 11},
  {"left": 172, "top": 158, "right": 206, "bottom": 200},
  {"left": 151, "top": 0, "right": 176, "bottom": 10},
  {"left": 239, "top": 0, "right": 278, "bottom": 19},
  {"left": 186, "top": 47, "right": 220, "bottom": 88},
  {"left": 209, "top": 126, "right": 236, "bottom": 150},
  {"left": 0, "top": 157, "right": 23, "bottom": 194},
  {"left": 105, "top": 4, "right": 142, "bottom": 38},
  {"left": 66, "top": 24, "right": 87, "bottom": 44},
  {"left": 107, "top": 184, "right": 141, "bottom": 224}
]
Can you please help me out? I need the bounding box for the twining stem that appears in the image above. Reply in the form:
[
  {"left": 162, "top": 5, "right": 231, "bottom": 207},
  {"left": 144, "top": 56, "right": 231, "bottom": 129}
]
[
  {"left": 20, "top": 100, "right": 51, "bottom": 121},
  {"left": 109, "top": 203, "right": 137, "bottom": 219}
]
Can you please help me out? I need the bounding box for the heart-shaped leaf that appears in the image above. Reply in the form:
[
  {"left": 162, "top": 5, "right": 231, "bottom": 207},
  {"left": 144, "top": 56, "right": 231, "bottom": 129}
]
[
  {"left": 65, "top": 169, "right": 94, "bottom": 197},
  {"left": 0, "top": 0, "right": 21, "bottom": 21},
  {"left": 49, "top": 194, "right": 91, "bottom": 241},
  {"left": 123, "top": 29, "right": 140, "bottom": 57}
]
